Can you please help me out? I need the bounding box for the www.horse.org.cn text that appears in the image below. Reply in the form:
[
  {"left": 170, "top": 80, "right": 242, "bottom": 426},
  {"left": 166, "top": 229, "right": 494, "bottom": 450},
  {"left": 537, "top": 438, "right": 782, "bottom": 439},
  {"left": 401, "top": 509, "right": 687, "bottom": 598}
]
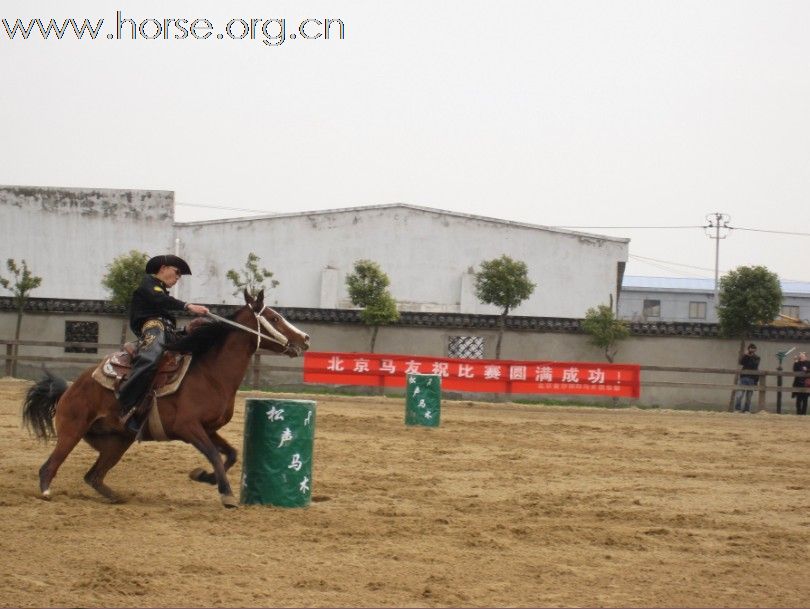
[{"left": 1, "top": 11, "right": 346, "bottom": 47}]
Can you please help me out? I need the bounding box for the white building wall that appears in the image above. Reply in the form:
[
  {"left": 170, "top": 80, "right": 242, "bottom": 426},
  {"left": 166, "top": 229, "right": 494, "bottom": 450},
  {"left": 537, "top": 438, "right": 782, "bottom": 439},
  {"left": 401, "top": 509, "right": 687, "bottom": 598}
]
[
  {"left": 176, "top": 205, "right": 629, "bottom": 318},
  {"left": 1, "top": 188, "right": 629, "bottom": 317},
  {"left": 0, "top": 186, "right": 175, "bottom": 300}
]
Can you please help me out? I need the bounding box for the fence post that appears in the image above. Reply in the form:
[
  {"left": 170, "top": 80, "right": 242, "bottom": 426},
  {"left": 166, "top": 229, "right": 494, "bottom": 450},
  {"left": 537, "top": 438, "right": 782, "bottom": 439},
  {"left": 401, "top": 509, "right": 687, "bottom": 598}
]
[
  {"left": 728, "top": 370, "right": 740, "bottom": 412},
  {"left": 4, "top": 343, "right": 12, "bottom": 377},
  {"left": 757, "top": 371, "right": 767, "bottom": 413},
  {"left": 776, "top": 364, "right": 783, "bottom": 414}
]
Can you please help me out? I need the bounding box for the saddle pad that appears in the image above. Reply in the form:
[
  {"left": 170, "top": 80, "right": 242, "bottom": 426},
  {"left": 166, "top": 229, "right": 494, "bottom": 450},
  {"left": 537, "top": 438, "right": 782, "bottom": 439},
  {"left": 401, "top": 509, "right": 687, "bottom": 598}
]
[{"left": 92, "top": 354, "right": 193, "bottom": 397}]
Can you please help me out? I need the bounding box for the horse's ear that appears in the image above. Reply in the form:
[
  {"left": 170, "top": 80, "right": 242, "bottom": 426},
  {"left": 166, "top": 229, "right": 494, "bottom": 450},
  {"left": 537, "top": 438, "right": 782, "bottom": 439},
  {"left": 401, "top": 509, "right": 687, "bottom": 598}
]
[
  {"left": 243, "top": 289, "right": 254, "bottom": 306},
  {"left": 256, "top": 289, "right": 265, "bottom": 308}
]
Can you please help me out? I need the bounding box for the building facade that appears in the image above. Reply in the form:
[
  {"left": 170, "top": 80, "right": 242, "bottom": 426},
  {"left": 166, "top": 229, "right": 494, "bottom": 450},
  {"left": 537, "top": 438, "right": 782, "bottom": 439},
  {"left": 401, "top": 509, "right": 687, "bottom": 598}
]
[
  {"left": 175, "top": 203, "right": 629, "bottom": 318},
  {"left": 619, "top": 276, "right": 810, "bottom": 324},
  {"left": 0, "top": 186, "right": 175, "bottom": 300},
  {"left": 1, "top": 186, "right": 630, "bottom": 319}
]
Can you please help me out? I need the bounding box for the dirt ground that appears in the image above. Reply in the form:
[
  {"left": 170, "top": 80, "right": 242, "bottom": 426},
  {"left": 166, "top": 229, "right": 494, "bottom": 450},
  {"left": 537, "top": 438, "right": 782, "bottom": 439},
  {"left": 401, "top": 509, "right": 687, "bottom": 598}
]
[{"left": 1, "top": 377, "right": 809, "bottom": 608}]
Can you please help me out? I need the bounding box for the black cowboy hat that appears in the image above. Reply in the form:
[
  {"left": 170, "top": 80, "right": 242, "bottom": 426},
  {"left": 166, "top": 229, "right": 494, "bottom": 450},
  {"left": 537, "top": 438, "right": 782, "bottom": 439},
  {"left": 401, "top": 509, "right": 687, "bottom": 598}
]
[{"left": 145, "top": 255, "right": 192, "bottom": 275}]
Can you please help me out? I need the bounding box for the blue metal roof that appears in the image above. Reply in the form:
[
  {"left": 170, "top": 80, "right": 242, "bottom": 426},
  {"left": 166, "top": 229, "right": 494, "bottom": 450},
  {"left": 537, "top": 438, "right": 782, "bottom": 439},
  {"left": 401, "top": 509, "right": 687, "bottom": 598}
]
[{"left": 622, "top": 276, "right": 810, "bottom": 295}]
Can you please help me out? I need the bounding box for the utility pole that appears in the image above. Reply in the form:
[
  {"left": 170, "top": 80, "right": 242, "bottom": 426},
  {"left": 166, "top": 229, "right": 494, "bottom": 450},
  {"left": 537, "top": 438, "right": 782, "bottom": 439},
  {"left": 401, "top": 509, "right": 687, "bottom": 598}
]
[{"left": 705, "top": 212, "right": 731, "bottom": 317}]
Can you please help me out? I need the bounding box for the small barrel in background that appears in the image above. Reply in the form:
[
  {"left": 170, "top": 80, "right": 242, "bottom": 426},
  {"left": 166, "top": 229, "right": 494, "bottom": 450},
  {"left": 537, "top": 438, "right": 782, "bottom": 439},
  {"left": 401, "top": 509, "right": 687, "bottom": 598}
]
[
  {"left": 405, "top": 373, "right": 441, "bottom": 427},
  {"left": 241, "top": 398, "right": 316, "bottom": 507}
]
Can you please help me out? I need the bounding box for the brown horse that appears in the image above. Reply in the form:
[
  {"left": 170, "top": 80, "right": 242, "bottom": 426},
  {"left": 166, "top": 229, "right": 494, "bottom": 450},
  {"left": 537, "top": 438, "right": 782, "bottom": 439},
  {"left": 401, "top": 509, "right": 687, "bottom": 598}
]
[{"left": 22, "top": 290, "right": 310, "bottom": 508}]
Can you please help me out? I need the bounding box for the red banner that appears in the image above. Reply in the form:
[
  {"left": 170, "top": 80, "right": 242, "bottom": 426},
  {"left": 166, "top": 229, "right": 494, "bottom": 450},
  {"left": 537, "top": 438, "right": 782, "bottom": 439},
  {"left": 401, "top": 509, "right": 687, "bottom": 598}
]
[{"left": 303, "top": 352, "right": 640, "bottom": 398}]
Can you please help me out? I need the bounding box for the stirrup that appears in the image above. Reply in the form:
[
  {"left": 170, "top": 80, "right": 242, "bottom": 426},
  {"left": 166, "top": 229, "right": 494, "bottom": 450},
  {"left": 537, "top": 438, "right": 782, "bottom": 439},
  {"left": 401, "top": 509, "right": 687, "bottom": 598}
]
[
  {"left": 120, "top": 408, "right": 135, "bottom": 425},
  {"left": 125, "top": 415, "right": 145, "bottom": 436}
]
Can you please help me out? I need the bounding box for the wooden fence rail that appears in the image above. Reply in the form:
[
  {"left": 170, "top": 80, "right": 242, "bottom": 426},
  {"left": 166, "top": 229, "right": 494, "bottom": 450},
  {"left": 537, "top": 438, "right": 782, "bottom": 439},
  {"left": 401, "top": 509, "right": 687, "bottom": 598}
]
[
  {"left": 2, "top": 339, "right": 809, "bottom": 413},
  {"left": 0, "top": 339, "right": 301, "bottom": 384}
]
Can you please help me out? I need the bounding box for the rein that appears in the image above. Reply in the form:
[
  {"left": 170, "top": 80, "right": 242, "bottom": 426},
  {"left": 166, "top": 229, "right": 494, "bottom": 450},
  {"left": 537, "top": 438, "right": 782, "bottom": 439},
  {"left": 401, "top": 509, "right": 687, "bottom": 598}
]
[{"left": 205, "top": 308, "right": 289, "bottom": 353}]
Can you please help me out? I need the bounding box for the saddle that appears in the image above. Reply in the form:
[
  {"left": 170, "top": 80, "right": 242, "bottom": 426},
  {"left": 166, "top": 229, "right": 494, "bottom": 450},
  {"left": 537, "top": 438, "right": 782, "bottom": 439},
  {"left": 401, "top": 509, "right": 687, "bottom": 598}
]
[{"left": 92, "top": 342, "right": 192, "bottom": 397}]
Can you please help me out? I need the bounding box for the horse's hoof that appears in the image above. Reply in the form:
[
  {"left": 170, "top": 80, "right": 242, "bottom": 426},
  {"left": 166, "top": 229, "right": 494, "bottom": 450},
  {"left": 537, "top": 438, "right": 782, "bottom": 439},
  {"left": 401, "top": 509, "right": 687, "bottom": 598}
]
[
  {"left": 220, "top": 494, "right": 239, "bottom": 509},
  {"left": 40, "top": 489, "right": 51, "bottom": 501},
  {"left": 189, "top": 468, "right": 207, "bottom": 481},
  {"left": 190, "top": 468, "right": 217, "bottom": 485}
]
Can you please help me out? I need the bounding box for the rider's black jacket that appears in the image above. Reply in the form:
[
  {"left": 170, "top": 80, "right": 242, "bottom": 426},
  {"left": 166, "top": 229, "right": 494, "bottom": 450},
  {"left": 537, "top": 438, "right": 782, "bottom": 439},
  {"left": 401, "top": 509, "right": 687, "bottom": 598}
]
[{"left": 129, "top": 274, "right": 187, "bottom": 336}]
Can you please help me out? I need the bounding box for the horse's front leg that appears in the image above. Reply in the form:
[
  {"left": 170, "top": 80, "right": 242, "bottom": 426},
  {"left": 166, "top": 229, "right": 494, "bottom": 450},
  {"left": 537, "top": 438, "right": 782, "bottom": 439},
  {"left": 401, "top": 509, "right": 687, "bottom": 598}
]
[
  {"left": 189, "top": 431, "right": 237, "bottom": 486},
  {"left": 181, "top": 424, "right": 238, "bottom": 508}
]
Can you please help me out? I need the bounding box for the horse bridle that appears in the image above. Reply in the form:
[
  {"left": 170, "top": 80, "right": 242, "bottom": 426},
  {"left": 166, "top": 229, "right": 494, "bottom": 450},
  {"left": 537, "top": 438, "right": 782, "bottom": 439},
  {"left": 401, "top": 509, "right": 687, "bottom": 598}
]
[{"left": 205, "top": 306, "right": 292, "bottom": 354}]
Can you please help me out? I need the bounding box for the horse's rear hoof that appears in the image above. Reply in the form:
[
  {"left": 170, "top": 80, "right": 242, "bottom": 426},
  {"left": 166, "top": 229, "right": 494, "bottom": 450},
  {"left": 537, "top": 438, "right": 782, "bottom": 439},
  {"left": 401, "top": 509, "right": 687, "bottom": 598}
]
[
  {"left": 40, "top": 489, "right": 51, "bottom": 501},
  {"left": 189, "top": 468, "right": 216, "bottom": 485},
  {"left": 189, "top": 467, "right": 208, "bottom": 481},
  {"left": 220, "top": 494, "right": 239, "bottom": 508}
]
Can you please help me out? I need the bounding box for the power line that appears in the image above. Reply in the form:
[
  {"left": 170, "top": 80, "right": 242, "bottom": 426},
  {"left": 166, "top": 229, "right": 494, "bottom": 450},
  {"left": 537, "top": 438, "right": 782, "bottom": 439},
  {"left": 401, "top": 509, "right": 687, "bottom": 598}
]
[
  {"left": 729, "top": 225, "right": 810, "bottom": 237},
  {"left": 556, "top": 223, "right": 810, "bottom": 236},
  {"left": 176, "top": 202, "right": 268, "bottom": 214},
  {"left": 629, "top": 254, "right": 717, "bottom": 274},
  {"left": 175, "top": 201, "right": 810, "bottom": 237},
  {"left": 175, "top": 203, "right": 810, "bottom": 237},
  {"left": 630, "top": 258, "right": 705, "bottom": 276},
  {"left": 552, "top": 225, "right": 702, "bottom": 229}
]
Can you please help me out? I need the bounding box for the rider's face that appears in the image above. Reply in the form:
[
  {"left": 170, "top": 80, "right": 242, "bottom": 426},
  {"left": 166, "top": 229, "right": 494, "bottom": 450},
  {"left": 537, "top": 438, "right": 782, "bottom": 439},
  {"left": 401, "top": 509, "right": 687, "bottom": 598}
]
[{"left": 157, "top": 265, "right": 181, "bottom": 287}]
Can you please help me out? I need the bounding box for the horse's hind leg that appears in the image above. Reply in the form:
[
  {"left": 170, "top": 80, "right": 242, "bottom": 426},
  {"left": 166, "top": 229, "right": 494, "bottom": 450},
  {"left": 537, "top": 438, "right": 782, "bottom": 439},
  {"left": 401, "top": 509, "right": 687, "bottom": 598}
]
[
  {"left": 189, "top": 431, "right": 237, "bottom": 486},
  {"left": 38, "top": 418, "right": 88, "bottom": 499},
  {"left": 82, "top": 432, "right": 134, "bottom": 503}
]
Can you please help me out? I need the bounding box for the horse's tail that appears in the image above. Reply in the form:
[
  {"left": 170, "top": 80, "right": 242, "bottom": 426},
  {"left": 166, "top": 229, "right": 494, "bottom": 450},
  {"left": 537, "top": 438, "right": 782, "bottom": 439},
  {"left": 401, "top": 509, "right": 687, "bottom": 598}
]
[{"left": 22, "top": 370, "right": 68, "bottom": 441}]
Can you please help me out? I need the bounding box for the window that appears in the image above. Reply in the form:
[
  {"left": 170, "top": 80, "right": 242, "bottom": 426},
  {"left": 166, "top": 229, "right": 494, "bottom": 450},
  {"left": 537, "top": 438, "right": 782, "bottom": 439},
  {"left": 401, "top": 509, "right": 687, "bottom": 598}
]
[
  {"left": 448, "top": 336, "right": 484, "bottom": 359},
  {"left": 642, "top": 299, "right": 661, "bottom": 318},
  {"left": 781, "top": 305, "right": 800, "bottom": 319},
  {"left": 65, "top": 321, "right": 98, "bottom": 354},
  {"left": 689, "top": 301, "right": 707, "bottom": 320}
]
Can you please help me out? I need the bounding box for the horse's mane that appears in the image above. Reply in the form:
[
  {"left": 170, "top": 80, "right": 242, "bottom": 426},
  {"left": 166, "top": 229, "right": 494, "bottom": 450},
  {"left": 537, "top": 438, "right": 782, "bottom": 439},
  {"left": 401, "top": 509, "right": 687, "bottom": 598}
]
[{"left": 166, "top": 312, "right": 240, "bottom": 357}]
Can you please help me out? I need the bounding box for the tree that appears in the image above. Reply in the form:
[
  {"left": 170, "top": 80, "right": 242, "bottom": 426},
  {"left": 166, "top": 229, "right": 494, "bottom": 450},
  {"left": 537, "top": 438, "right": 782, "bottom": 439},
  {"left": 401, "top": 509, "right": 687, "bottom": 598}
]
[
  {"left": 345, "top": 259, "right": 400, "bottom": 353},
  {"left": 0, "top": 259, "right": 42, "bottom": 377},
  {"left": 227, "top": 252, "right": 279, "bottom": 297},
  {"left": 582, "top": 304, "right": 629, "bottom": 364},
  {"left": 474, "top": 255, "right": 536, "bottom": 359},
  {"left": 717, "top": 265, "right": 782, "bottom": 411},
  {"left": 718, "top": 265, "right": 782, "bottom": 349},
  {"left": 102, "top": 250, "right": 149, "bottom": 342}
]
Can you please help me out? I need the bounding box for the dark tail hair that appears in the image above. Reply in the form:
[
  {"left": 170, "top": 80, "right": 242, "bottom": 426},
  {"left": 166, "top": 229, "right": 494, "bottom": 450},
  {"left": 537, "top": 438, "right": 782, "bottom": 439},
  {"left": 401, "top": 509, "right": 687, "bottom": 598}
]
[{"left": 22, "top": 370, "right": 67, "bottom": 441}]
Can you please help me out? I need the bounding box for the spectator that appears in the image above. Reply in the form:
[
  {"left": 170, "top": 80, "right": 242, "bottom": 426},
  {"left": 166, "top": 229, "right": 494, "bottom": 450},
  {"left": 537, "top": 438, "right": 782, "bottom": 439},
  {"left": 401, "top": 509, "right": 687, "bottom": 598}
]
[
  {"left": 735, "top": 343, "right": 760, "bottom": 413},
  {"left": 792, "top": 352, "right": 810, "bottom": 416}
]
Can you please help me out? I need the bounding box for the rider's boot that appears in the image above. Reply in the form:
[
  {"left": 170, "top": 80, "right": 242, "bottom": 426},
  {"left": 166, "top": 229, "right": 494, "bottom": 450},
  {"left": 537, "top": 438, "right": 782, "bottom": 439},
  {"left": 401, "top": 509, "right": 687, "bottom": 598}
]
[
  {"left": 123, "top": 410, "right": 144, "bottom": 435},
  {"left": 122, "top": 393, "right": 152, "bottom": 435}
]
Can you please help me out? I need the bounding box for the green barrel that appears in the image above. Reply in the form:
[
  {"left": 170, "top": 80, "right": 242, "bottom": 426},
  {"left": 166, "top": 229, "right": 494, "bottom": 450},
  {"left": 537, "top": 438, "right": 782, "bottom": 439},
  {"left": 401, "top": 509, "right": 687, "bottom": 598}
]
[
  {"left": 241, "top": 398, "right": 316, "bottom": 507},
  {"left": 405, "top": 373, "right": 441, "bottom": 427}
]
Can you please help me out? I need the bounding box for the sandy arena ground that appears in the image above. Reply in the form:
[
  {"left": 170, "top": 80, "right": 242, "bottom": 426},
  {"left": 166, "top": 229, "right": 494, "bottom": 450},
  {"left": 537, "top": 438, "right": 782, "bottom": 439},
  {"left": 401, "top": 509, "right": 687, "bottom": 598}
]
[{"left": 1, "top": 377, "right": 809, "bottom": 608}]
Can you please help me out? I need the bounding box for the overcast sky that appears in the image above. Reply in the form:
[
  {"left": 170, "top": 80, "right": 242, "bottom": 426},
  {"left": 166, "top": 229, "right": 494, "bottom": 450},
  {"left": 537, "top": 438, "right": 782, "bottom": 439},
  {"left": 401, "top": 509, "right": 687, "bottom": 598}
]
[{"left": 2, "top": 1, "right": 808, "bottom": 281}]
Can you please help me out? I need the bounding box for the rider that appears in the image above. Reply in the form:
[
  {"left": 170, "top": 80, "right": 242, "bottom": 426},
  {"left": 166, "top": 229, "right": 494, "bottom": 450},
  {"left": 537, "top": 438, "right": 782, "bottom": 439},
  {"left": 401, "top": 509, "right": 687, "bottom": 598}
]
[{"left": 118, "top": 254, "right": 209, "bottom": 434}]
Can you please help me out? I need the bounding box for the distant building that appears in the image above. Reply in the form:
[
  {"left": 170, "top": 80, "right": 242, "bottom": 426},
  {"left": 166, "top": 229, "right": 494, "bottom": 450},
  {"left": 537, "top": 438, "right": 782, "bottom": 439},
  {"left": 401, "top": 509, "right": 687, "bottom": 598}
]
[
  {"left": 0, "top": 185, "right": 175, "bottom": 300},
  {"left": 177, "top": 203, "right": 630, "bottom": 317},
  {"left": 619, "top": 276, "right": 810, "bottom": 324},
  {"left": 1, "top": 185, "right": 629, "bottom": 318}
]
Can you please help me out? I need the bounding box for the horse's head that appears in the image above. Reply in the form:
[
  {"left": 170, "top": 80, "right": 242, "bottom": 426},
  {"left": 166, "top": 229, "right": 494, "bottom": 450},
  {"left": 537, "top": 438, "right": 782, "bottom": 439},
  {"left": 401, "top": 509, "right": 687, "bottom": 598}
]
[{"left": 243, "top": 289, "right": 310, "bottom": 357}]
